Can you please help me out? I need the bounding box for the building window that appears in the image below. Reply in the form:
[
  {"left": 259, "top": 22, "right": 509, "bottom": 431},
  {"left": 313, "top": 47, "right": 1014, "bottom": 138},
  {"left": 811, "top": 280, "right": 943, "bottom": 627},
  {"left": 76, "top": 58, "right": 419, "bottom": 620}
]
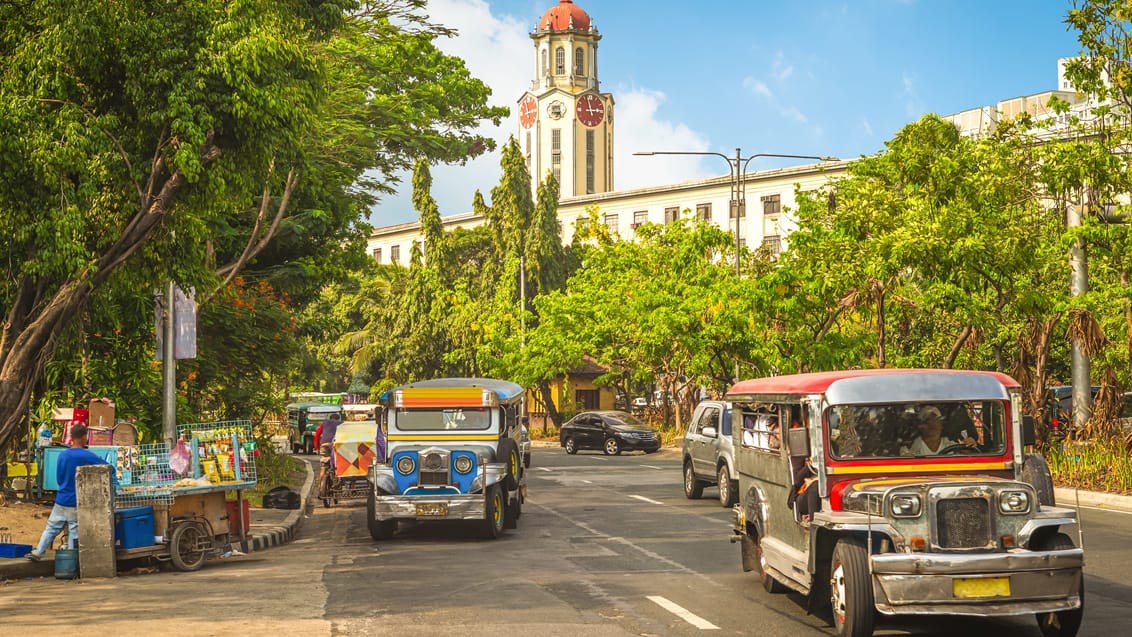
[
  {"left": 555, "top": 47, "right": 565, "bottom": 74},
  {"left": 551, "top": 128, "right": 561, "bottom": 184},
  {"left": 575, "top": 47, "right": 584, "bottom": 76},
  {"left": 372, "top": 247, "right": 382, "bottom": 263},
  {"left": 633, "top": 210, "right": 648, "bottom": 226},
  {"left": 664, "top": 206, "right": 679, "bottom": 224},
  {"left": 739, "top": 238, "right": 747, "bottom": 250},
  {"left": 762, "top": 235, "right": 782, "bottom": 259},
  {"left": 730, "top": 200, "right": 746, "bottom": 218},
  {"left": 585, "top": 130, "right": 595, "bottom": 194},
  {"left": 762, "top": 194, "right": 781, "bottom": 216},
  {"left": 390, "top": 245, "right": 400, "bottom": 264},
  {"left": 696, "top": 203, "right": 711, "bottom": 222},
  {"left": 603, "top": 212, "right": 618, "bottom": 232}
]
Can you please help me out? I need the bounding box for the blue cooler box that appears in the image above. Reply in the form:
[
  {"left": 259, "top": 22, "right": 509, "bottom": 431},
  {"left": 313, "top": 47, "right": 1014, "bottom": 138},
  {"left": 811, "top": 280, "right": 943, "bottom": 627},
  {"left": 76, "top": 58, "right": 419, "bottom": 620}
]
[{"left": 114, "top": 506, "right": 155, "bottom": 549}]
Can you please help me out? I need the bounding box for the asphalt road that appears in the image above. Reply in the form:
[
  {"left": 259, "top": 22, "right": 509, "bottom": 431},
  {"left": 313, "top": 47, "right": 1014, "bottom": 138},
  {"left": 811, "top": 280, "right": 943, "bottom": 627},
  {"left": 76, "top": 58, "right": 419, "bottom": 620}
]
[{"left": 1, "top": 447, "right": 1130, "bottom": 636}]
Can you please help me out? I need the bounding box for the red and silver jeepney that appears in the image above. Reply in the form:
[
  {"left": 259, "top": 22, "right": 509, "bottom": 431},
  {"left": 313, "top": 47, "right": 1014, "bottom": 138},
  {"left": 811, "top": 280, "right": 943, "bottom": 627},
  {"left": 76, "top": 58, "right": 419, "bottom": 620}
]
[{"left": 728, "top": 369, "right": 1083, "bottom": 637}]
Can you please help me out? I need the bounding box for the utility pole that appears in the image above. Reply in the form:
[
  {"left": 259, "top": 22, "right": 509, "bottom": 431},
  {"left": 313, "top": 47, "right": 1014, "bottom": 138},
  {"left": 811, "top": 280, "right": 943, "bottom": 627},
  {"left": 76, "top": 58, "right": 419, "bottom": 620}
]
[
  {"left": 161, "top": 280, "right": 177, "bottom": 444},
  {"left": 1068, "top": 194, "right": 1090, "bottom": 429}
]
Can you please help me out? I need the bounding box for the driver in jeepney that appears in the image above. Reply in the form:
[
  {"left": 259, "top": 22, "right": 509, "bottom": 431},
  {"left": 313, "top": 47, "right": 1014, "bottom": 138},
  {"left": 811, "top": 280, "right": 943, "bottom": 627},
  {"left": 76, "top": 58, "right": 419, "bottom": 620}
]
[{"left": 900, "top": 405, "right": 977, "bottom": 456}]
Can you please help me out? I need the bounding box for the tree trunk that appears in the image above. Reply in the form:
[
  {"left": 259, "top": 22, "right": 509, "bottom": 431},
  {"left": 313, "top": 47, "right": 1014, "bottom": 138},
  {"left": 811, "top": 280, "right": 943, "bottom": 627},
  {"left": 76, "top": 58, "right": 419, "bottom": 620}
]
[
  {"left": 876, "top": 289, "right": 887, "bottom": 368},
  {"left": 1123, "top": 270, "right": 1132, "bottom": 374},
  {"left": 537, "top": 382, "right": 560, "bottom": 431},
  {"left": 944, "top": 325, "right": 973, "bottom": 369}
]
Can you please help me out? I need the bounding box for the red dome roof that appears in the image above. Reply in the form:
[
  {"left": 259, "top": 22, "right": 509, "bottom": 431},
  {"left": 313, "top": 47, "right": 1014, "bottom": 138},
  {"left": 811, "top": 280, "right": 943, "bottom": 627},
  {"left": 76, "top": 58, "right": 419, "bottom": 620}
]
[{"left": 539, "top": 0, "right": 592, "bottom": 32}]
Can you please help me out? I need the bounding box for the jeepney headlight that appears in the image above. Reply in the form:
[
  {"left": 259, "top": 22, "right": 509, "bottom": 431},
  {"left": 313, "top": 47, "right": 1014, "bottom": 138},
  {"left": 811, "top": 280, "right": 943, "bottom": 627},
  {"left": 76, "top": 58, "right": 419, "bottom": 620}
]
[
  {"left": 396, "top": 455, "right": 416, "bottom": 475},
  {"left": 890, "top": 494, "right": 922, "bottom": 518},
  {"left": 454, "top": 455, "right": 473, "bottom": 474},
  {"left": 999, "top": 490, "right": 1030, "bottom": 514}
]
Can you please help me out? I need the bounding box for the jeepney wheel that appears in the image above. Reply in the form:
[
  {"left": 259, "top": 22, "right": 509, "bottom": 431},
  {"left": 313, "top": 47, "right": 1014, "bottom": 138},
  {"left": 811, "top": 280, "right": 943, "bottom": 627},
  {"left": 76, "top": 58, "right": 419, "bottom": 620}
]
[
  {"left": 505, "top": 491, "right": 520, "bottom": 529},
  {"left": 303, "top": 436, "right": 314, "bottom": 455},
  {"left": 498, "top": 438, "right": 521, "bottom": 490},
  {"left": 170, "top": 522, "right": 209, "bottom": 572},
  {"left": 366, "top": 488, "right": 396, "bottom": 541},
  {"left": 603, "top": 437, "right": 621, "bottom": 456},
  {"left": 564, "top": 437, "right": 578, "bottom": 454},
  {"left": 683, "top": 462, "right": 705, "bottom": 499},
  {"left": 829, "top": 537, "right": 875, "bottom": 637},
  {"left": 758, "top": 534, "right": 788, "bottom": 594},
  {"left": 1034, "top": 533, "right": 1084, "bottom": 637},
  {"left": 483, "top": 485, "right": 505, "bottom": 539},
  {"left": 718, "top": 465, "right": 738, "bottom": 507},
  {"left": 1022, "top": 453, "right": 1057, "bottom": 508}
]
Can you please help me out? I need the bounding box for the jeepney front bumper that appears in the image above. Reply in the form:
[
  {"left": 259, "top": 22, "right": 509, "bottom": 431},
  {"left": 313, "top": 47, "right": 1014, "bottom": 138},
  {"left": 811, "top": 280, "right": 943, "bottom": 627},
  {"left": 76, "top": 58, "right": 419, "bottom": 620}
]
[
  {"left": 373, "top": 493, "right": 486, "bottom": 521},
  {"left": 870, "top": 548, "right": 1083, "bottom": 616}
]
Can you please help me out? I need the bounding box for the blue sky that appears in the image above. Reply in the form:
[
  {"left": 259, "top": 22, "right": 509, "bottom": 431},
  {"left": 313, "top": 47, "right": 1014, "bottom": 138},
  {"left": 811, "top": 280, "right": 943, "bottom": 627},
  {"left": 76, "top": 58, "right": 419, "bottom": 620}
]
[{"left": 369, "top": 0, "right": 1083, "bottom": 228}]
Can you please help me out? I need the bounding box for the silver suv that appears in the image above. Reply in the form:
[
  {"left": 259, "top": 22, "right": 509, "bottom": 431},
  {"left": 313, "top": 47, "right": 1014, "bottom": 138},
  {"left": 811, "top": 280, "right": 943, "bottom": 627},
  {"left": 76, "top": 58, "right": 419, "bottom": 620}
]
[{"left": 682, "top": 400, "right": 736, "bottom": 506}]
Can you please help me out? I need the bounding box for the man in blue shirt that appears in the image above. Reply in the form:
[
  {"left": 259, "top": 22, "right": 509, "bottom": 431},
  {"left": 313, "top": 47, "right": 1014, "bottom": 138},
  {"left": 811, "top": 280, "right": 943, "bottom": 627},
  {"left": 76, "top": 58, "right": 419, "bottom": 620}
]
[{"left": 27, "top": 424, "right": 110, "bottom": 560}]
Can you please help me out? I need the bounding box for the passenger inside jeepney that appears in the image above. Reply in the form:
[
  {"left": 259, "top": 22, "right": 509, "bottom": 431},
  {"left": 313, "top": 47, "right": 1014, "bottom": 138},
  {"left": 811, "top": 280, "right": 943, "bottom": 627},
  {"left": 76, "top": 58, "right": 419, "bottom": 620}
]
[{"left": 828, "top": 402, "right": 1004, "bottom": 460}]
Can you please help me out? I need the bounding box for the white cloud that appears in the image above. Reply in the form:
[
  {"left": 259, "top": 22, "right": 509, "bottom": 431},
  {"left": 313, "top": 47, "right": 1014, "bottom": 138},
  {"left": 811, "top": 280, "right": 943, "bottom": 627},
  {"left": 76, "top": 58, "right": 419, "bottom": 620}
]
[
  {"left": 771, "top": 51, "right": 794, "bottom": 82},
  {"left": 368, "top": 0, "right": 531, "bottom": 225},
  {"left": 742, "top": 76, "right": 773, "bottom": 98},
  {"left": 860, "top": 117, "right": 874, "bottom": 136},
  {"left": 901, "top": 71, "right": 924, "bottom": 118},
  {"left": 613, "top": 87, "right": 716, "bottom": 189}
]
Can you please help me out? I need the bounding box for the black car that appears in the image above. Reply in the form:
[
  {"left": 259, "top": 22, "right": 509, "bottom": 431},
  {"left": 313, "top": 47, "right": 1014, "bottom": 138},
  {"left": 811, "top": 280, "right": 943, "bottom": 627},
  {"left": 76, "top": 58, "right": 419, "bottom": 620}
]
[{"left": 559, "top": 410, "right": 661, "bottom": 455}]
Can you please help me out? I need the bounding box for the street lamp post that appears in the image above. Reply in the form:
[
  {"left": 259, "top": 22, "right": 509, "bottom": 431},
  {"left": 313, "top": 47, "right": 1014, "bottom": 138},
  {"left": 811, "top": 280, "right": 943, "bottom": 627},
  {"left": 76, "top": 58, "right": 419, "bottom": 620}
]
[{"left": 634, "top": 148, "right": 836, "bottom": 276}]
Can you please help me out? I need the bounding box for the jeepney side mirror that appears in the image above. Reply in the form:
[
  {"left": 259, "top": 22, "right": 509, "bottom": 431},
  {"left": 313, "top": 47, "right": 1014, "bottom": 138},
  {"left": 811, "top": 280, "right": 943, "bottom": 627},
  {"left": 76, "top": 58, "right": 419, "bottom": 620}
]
[
  {"left": 787, "top": 427, "right": 809, "bottom": 458},
  {"left": 1021, "top": 415, "right": 1036, "bottom": 447}
]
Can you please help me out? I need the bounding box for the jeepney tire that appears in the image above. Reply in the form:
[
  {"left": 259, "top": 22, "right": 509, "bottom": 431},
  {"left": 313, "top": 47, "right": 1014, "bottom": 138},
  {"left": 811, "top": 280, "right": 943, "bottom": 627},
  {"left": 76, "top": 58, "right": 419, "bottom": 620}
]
[
  {"left": 1022, "top": 453, "right": 1057, "bottom": 508},
  {"left": 829, "top": 537, "right": 875, "bottom": 637},
  {"left": 523, "top": 451, "right": 532, "bottom": 468},
  {"left": 498, "top": 438, "right": 521, "bottom": 490},
  {"left": 304, "top": 437, "right": 314, "bottom": 455},
  {"left": 1034, "top": 533, "right": 1084, "bottom": 637},
  {"left": 170, "top": 522, "right": 208, "bottom": 572},
  {"left": 564, "top": 437, "right": 578, "bottom": 454},
  {"left": 366, "top": 489, "right": 396, "bottom": 541},
  {"left": 684, "top": 461, "right": 705, "bottom": 499},
  {"left": 718, "top": 465, "right": 738, "bottom": 507},
  {"left": 505, "top": 491, "right": 520, "bottom": 529},
  {"left": 758, "top": 534, "right": 788, "bottom": 594},
  {"left": 483, "top": 485, "right": 506, "bottom": 539}
]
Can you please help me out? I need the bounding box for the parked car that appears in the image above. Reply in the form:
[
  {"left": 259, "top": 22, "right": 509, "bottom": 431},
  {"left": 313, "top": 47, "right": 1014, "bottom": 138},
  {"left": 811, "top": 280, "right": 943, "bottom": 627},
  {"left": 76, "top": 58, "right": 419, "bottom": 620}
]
[
  {"left": 560, "top": 411, "right": 660, "bottom": 455},
  {"left": 630, "top": 397, "right": 648, "bottom": 412},
  {"left": 682, "top": 400, "right": 736, "bottom": 506}
]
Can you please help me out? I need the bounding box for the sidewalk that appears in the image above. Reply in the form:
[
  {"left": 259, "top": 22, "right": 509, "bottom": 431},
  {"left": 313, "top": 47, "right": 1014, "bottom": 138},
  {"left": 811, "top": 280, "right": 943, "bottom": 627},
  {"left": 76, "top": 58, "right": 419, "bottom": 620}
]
[{"left": 0, "top": 458, "right": 314, "bottom": 582}]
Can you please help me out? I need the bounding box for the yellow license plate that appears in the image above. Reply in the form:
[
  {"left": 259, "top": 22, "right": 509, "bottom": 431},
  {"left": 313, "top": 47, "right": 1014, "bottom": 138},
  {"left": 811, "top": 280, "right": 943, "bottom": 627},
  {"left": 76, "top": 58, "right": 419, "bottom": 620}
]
[
  {"left": 953, "top": 577, "right": 1011, "bottom": 598},
  {"left": 415, "top": 503, "right": 449, "bottom": 517}
]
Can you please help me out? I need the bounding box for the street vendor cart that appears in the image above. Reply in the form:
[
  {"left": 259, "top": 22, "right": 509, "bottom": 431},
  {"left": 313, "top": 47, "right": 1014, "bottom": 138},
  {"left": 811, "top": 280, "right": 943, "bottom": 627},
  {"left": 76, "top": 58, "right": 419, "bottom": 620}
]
[{"left": 108, "top": 420, "right": 257, "bottom": 571}]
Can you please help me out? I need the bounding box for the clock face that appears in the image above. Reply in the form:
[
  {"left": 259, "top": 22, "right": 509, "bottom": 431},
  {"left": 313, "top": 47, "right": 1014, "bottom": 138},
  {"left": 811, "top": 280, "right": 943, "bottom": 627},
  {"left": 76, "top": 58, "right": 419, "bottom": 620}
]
[
  {"left": 519, "top": 95, "right": 538, "bottom": 129},
  {"left": 576, "top": 94, "right": 605, "bottom": 127}
]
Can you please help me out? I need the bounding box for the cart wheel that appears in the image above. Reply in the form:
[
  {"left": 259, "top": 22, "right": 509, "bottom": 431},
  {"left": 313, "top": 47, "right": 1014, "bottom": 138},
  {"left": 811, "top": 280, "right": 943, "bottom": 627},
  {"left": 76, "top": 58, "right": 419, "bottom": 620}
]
[{"left": 170, "top": 522, "right": 209, "bottom": 572}]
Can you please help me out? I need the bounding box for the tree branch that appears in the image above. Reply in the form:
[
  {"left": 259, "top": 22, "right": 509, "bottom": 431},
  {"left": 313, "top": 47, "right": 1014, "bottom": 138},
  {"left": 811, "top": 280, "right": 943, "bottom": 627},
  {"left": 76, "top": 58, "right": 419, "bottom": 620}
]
[{"left": 214, "top": 167, "right": 300, "bottom": 287}]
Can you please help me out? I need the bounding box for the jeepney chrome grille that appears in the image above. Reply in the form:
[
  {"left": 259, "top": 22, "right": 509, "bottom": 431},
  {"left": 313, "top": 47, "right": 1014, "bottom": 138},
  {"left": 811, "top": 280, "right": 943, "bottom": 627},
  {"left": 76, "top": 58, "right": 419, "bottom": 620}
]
[
  {"left": 936, "top": 497, "right": 990, "bottom": 549},
  {"left": 419, "top": 451, "right": 449, "bottom": 486}
]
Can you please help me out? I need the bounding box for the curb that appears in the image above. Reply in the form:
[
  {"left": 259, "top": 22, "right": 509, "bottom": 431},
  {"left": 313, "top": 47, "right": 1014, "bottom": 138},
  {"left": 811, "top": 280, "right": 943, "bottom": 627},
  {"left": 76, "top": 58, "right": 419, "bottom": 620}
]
[
  {"left": 250, "top": 457, "right": 315, "bottom": 552},
  {"left": 1054, "top": 487, "right": 1132, "bottom": 512}
]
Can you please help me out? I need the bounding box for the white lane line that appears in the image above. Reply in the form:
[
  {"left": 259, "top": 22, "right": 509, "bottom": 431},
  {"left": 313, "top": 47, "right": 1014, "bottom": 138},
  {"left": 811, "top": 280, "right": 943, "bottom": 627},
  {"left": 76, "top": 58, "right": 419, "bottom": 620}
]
[
  {"left": 647, "top": 596, "right": 719, "bottom": 630},
  {"left": 537, "top": 467, "right": 553, "bottom": 472},
  {"left": 1077, "top": 504, "right": 1132, "bottom": 515},
  {"left": 629, "top": 494, "right": 664, "bottom": 505},
  {"left": 588, "top": 455, "right": 608, "bottom": 461},
  {"left": 582, "top": 479, "right": 593, "bottom": 484},
  {"left": 639, "top": 464, "right": 662, "bottom": 469}
]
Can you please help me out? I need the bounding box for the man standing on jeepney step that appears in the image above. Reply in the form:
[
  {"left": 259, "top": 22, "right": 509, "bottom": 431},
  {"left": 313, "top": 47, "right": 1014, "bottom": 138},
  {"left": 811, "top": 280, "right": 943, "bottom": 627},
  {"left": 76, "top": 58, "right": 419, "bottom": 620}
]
[{"left": 27, "top": 424, "right": 110, "bottom": 561}]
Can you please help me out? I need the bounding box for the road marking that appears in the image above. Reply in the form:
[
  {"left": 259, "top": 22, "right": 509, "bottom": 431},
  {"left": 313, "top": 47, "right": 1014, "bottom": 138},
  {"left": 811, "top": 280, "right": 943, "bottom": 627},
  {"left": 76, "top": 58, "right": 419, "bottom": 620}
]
[
  {"left": 647, "top": 596, "right": 719, "bottom": 630},
  {"left": 1077, "top": 504, "right": 1132, "bottom": 515},
  {"left": 582, "top": 479, "right": 593, "bottom": 484},
  {"left": 629, "top": 494, "right": 664, "bottom": 505},
  {"left": 537, "top": 467, "right": 553, "bottom": 472},
  {"left": 639, "top": 464, "right": 662, "bottom": 469},
  {"left": 588, "top": 456, "right": 608, "bottom": 461}
]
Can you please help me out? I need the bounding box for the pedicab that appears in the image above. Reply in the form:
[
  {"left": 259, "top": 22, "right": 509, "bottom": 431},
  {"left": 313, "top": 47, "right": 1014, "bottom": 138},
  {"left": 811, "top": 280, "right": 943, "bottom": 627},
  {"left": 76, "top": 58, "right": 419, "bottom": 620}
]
[{"left": 320, "top": 420, "right": 380, "bottom": 507}]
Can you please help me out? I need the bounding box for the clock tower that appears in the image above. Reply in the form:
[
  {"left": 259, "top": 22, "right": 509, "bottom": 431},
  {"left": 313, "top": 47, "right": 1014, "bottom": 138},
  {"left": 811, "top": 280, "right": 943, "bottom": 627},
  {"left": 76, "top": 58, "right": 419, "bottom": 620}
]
[{"left": 518, "top": 0, "right": 614, "bottom": 198}]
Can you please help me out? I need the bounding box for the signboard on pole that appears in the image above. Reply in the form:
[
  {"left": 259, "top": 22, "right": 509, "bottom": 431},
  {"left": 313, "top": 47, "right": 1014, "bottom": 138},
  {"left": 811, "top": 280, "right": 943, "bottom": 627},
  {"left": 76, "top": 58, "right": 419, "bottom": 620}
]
[{"left": 155, "top": 285, "right": 197, "bottom": 360}]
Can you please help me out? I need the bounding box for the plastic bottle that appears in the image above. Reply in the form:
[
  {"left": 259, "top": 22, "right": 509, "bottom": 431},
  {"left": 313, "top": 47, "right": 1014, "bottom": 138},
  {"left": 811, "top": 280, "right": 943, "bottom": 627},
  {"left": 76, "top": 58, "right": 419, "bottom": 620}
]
[{"left": 37, "top": 424, "right": 53, "bottom": 448}]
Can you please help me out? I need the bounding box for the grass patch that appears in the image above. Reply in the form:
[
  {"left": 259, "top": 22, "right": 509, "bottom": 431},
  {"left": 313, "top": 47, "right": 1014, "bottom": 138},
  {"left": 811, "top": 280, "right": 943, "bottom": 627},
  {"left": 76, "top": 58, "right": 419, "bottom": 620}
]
[{"left": 1046, "top": 437, "right": 1132, "bottom": 495}]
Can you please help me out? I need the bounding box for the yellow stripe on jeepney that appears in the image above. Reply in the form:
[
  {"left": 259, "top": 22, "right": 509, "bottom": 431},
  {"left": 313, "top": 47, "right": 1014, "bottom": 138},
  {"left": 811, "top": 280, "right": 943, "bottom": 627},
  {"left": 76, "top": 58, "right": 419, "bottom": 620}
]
[
  {"left": 387, "top": 434, "right": 499, "bottom": 442},
  {"left": 826, "top": 461, "right": 1010, "bottom": 475},
  {"left": 399, "top": 387, "right": 484, "bottom": 407}
]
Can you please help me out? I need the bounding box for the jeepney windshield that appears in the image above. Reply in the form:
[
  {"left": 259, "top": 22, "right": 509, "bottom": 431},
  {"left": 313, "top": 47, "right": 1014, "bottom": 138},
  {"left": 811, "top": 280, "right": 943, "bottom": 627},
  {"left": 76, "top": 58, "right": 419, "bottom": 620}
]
[
  {"left": 395, "top": 407, "right": 492, "bottom": 431},
  {"left": 827, "top": 401, "right": 1007, "bottom": 460}
]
